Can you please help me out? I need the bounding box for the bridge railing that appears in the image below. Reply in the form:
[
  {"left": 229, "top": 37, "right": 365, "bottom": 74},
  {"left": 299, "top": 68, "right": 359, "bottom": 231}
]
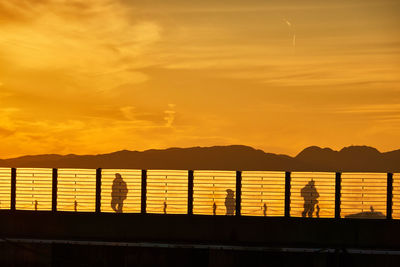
[
  {"left": 0, "top": 168, "right": 11, "bottom": 210},
  {"left": 57, "top": 168, "right": 96, "bottom": 212},
  {"left": 241, "top": 171, "right": 285, "bottom": 217},
  {"left": 146, "top": 170, "right": 188, "bottom": 214},
  {"left": 16, "top": 168, "right": 52, "bottom": 211},
  {"left": 0, "top": 168, "right": 398, "bottom": 219},
  {"left": 341, "top": 172, "right": 388, "bottom": 218},
  {"left": 290, "top": 172, "right": 336, "bottom": 218},
  {"left": 100, "top": 169, "right": 141, "bottom": 213},
  {"left": 193, "top": 170, "right": 237, "bottom": 215}
]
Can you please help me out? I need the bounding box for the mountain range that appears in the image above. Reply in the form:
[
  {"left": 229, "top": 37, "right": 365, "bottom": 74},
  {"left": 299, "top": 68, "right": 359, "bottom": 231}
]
[{"left": 0, "top": 145, "right": 399, "bottom": 172}]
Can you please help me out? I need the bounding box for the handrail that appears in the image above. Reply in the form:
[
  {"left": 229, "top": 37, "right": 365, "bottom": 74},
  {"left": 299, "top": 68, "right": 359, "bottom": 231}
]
[{"left": 0, "top": 168, "right": 396, "bottom": 219}]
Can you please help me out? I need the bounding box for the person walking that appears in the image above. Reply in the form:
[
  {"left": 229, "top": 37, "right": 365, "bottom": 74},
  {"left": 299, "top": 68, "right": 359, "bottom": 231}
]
[
  {"left": 111, "top": 173, "right": 128, "bottom": 213},
  {"left": 225, "top": 189, "right": 235, "bottom": 215},
  {"left": 301, "top": 180, "right": 319, "bottom": 218}
]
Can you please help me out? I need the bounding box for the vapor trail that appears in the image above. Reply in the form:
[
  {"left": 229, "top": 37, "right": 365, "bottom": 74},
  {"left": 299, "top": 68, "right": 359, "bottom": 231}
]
[
  {"left": 283, "top": 18, "right": 292, "bottom": 27},
  {"left": 283, "top": 18, "right": 296, "bottom": 49}
]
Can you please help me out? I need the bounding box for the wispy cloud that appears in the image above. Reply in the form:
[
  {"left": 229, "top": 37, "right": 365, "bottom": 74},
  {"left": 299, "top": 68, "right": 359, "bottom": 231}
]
[
  {"left": 333, "top": 104, "right": 400, "bottom": 114},
  {"left": 0, "top": 104, "right": 182, "bottom": 157},
  {"left": 0, "top": 0, "right": 162, "bottom": 93},
  {"left": 164, "top": 104, "right": 176, "bottom": 127},
  {"left": 283, "top": 18, "right": 295, "bottom": 48},
  {"left": 118, "top": 0, "right": 400, "bottom": 14}
]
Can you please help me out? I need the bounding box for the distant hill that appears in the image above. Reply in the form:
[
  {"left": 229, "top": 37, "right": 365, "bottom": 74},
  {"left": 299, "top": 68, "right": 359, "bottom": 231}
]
[
  {"left": 294, "top": 146, "right": 399, "bottom": 172},
  {"left": 0, "top": 145, "right": 399, "bottom": 172}
]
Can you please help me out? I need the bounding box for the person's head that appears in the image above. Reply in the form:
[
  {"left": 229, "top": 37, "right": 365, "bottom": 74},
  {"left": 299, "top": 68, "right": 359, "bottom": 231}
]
[
  {"left": 115, "top": 173, "right": 122, "bottom": 179},
  {"left": 226, "top": 189, "right": 234, "bottom": 196},
  {"left": 309, "top": 179, "right": 315, "bottom": 186}
]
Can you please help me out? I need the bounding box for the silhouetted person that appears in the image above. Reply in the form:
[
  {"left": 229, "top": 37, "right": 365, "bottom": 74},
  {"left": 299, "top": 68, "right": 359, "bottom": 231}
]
[
  {"left": 213, "top": 202, "right": 217, "bottom": 215},
  {"left": 163, "top": 201, "right": 167, "bottom": 214},
  {"left": 74, "top": 200, "right": 78, "bottom": 212},
  {"left": 111, "top": 173, "right": 128, "bottom": 213},
  {"left": 301, "top": 180, "right": 319, "bottom": 218},
  {"left": 316, "top": 204, "right": 320, "bottom": 218},
  {"left": 35, "top": 200, "right": 38, "bottom": 211},
  {"left": 263, "top": 203, "right": 267, "bottom": 216},
  {"left": 225, "top": 189, "right": 235, "bottom": 215}
]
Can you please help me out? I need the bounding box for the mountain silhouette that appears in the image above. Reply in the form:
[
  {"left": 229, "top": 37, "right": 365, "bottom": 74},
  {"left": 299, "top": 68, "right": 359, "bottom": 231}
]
[
  {"left": 294, "top": 145, "right": 396, "bottom": 172},
  {"left": 0, "top": 145, "right": 399, "bottom": 172}
]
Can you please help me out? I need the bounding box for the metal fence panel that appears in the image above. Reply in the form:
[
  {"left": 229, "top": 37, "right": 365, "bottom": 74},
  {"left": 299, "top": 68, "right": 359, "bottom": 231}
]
[
  {"left": 57, "top": 169, "right": 96, "bottom": 212},
  {"left": 193, "top": 170, "right": 236, "bottom": 215},
  {"left": 0, "top": 168, "right": 11, "bottom": 210},
  {"left": 101, "top": 169, "right": 142, "bottom": 213},
  {"left": 341, "top": 172, "right": 387, "bottom": 219},
  {"left": 16, "top": 168, "right": 52, "bottom": 211},
  {"left": 241, "top": 171, "right": 285, "bottom": 217},
  {"left": 290, "top": 172, "right": 336, "bottom": 218},
  {"left": 146, "top": 170, "right": 188, "bottom": 214}
]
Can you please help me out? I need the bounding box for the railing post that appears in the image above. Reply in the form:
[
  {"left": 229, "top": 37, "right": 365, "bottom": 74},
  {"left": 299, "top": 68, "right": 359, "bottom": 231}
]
[
  {"left": 141, "top": 170, "right": 147, "bottom": 214},
  {"left": 52, "top": 168, "right": 58, "bottom": 212},
  {"left": 387, "top": 173, "right": 393, "bottom": 220},
  {"left": 11, "top": 168, "right": 16, "bottom": 211},
  {"left": 95, "top": 168, "right": 102, "bottom": 213},
  {"left": 236, "top": 171, "right": 242, "bottom": 216},
  {"left": 284, "top": 171, "right": 291, "bottom": 217},
  {"left": 335, "top": 172, "right": 342, "bottom": 219},
  {"left": 188, "top": 170, "right": 194, "bottom": 215}
]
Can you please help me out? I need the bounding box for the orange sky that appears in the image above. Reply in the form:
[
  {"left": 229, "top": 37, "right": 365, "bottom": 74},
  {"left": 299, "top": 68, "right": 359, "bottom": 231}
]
[{"left": 0, "top": 0, "right": 399, "bottom": 158}]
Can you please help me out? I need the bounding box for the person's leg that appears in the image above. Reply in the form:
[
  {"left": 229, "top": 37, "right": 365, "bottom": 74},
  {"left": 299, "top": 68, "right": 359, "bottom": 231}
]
[
  {"left": 117, "top": 199, "right": 123, "bottom": 213},
  {"left": 302, "top": 203, "right": 309, "bottom": 217},
  {"left": 111, "top": 199, "right": 117, "bottom": 212},
  {"left": 308, "top": 204, "right": 315, "bottom": 217}
]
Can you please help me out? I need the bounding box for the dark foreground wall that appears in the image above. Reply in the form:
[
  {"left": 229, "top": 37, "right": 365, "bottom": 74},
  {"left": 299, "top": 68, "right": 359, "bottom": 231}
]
[
  {"left": 1, "top": 211, "right": 400, "bottom": 249},
  {"left": 1, "top": 211, "right": 400, "bottom": 266},
  {"left": 1, "top": 242, "right": 400, "bottom": 267}
]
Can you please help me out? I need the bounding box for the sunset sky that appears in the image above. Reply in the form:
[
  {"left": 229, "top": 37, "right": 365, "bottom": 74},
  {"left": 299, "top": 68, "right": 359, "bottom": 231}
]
[{"left": 0, "top": 0, "right": 399, "bottom": 158}]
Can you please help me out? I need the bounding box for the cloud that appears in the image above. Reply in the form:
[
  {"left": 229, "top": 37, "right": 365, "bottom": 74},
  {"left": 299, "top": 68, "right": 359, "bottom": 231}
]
[
  {"left": 0, "top": 108, "right": 18, "bottom": 139},
  {"left": 0, "top": 127, "right": 14, "bottom": 137},
  {"left": 164, "top": 104, "right": 176, "bottom": 127},
  {"left": 116, "top": 0, "right": 400, "bottom": 15},
  {"left": 332, "top": 104, "right": 400, "bottom": 125},
  {"left": 333, "top": 104, "right": 400, "bottom": 114},
  {"left": 119, "top": 104, "right": 178, "bottom": 128},
  {"left": 0, "top": 0, "right": 162, "bottom": 93},
  {"left": 0, "top": 106, "right": 179, "bottom": 157},
  {"left": 120, "top": 106, "right": 136, "bottom": 121}
]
